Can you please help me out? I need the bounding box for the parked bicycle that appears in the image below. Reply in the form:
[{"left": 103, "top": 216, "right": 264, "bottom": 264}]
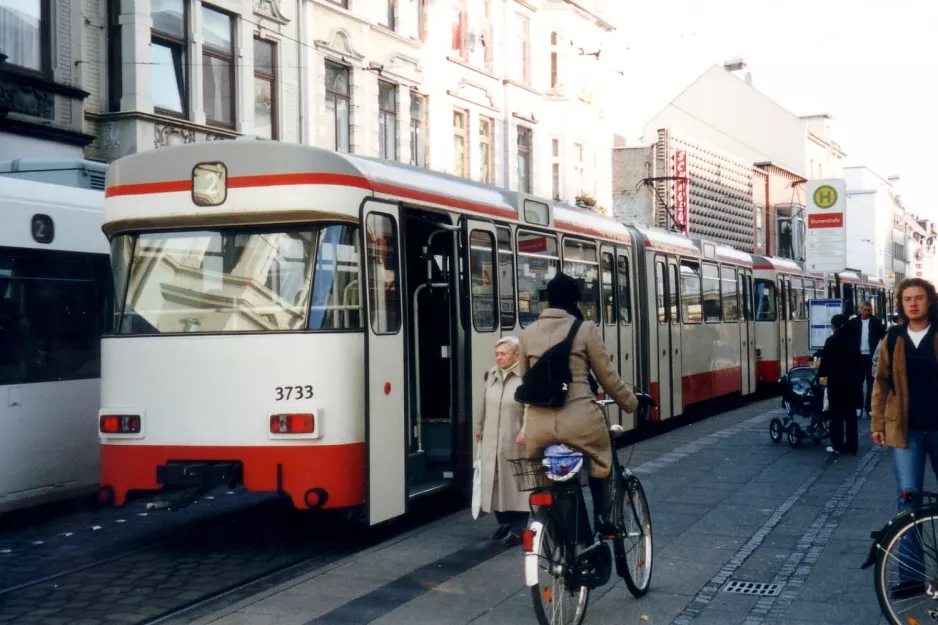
[
  {"left": 509, "top": 390, "right": 655, "bottom": 625},
  {"left": 864, "top": 490, "right": 938, "bottom": 624}
]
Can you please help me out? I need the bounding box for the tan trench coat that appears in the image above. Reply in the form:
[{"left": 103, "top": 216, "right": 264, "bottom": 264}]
[
  {"left": 518, "top": 309, "right": 638, "bottom": 479},
  {"left": 472, "top": 365, "right": 528, "bottom": 514}
]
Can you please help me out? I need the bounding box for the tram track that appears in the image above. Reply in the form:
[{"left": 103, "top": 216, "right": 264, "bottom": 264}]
[
  {"left": 0, "top": 506, "right": 255, "bottom": 597},
  {"left": 0, "top": 493, "right": 459, "bottom": 624}
]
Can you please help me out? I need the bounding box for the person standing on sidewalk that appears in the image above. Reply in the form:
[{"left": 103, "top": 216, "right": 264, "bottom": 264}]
[
  {"left": 473, "top": 337, "right": 528, "bottom": 545},
  {"left": 818, "top": 314, "right": 859, "bottom": 455},
  {"left": 847, "top": 300, "right": 885, "bottom": 416},
  {"left": 871, "top": 278, "right": 938, "bottom": 597}
]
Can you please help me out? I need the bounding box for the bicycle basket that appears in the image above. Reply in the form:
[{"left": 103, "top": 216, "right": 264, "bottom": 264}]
[
  {"left": 507, "top": 458, "right": 553, "bottom": 492},
  {"left": 508, "top": 447, "right": 586, "bottom": 491}
]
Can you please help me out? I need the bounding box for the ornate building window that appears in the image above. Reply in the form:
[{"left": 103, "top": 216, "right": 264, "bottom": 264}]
[{"left": 254, "top": 38, "right": 277, "bottom": 139}]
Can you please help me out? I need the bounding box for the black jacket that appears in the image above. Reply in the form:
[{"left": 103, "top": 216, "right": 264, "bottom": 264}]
[
  {"left": 846, "top": 316, "right": 886, "bottom": 357},
  {"left": 818, "top": 330, "right": 862, "bottom": 410}
]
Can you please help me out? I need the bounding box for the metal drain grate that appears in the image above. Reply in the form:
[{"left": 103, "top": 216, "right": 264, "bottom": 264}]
[{"left": 720, "top": 581, "right": 783, "bottom": 596}]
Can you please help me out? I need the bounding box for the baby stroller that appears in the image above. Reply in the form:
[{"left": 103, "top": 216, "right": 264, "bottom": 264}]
[{"left": 770, "top": 361, "right": 830, "bottom": 448}]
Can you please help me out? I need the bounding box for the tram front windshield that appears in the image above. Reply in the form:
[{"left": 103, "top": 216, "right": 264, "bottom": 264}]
[{"left": 110, "top": 224, "right": 362, "bottom": 334}]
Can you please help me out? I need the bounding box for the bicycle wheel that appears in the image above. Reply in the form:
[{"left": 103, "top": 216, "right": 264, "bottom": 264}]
[
  {"left": 530, "top": 508, "right": 590, "bottom": 625},
  {"left": 616, "top": 473, "right": 653, "bottom": 597},
  {"left": 874, "top": 507, "right": 938, "bottom": 624}
]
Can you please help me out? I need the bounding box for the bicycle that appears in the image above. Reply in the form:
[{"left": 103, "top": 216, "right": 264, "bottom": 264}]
[
  {"left": 509, "top": 391, "right": 655, "bottom": 625},
  {"left": 863, "top": 490, "right": 938, "bottom": 624}
]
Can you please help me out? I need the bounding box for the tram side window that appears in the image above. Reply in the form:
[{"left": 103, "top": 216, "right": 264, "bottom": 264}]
[
  {"left": 721, "top": 266, "right": 738, "bottom": 322},
  {"left": 753, "top": 279, "right": 777, "bottom": 321},
  {"left": 601, "top": 252, "right": 616, "bottom": 325},
  {"left": 702, "top": 263, "right": 721, "bottom": 323},
  {"left": 669, "top": 264, "right": 680, "bottom": 323},
  {"left": 517, "top": 230, "right": 559, "bottom": 327},
  {"left": 1, "top": 247, "right": 110, "bottom": 385},
  {"left": 842, "top": 284, "right": 855, "bottom": 318},
  {"left": 562, "top": 239, "right": 600, "bottom": 324},
  {"left": 655, "top": 261, "right": 666, "bottom": 324},
  {"left": 617, "top": 255, "right": 631, "bottom": 325},
  {"left": 679, "top": 260, "right": 702, "bottom": 324},
  {"left": 496, "top": 227, "right": 516, "bottom": 329},
  {"left": 365, "top": 214, "right": 401, "bottom": 334},
  {"left": 791, "top": 277, "right": 805, "bottom": 321},
  {"left": 469, "top": 230, "right": 497, "bottom": 332},
  {"left": 308, "top": 224, "right": 362, "bottom": 331},
  {"left": 737, "top": 274, "right": 750, "bottom": 321}
]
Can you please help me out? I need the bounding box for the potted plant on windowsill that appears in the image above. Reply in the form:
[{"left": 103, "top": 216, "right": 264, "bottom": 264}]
[{"left": 575, "top": 193, "right": 597, "bottom": 209}]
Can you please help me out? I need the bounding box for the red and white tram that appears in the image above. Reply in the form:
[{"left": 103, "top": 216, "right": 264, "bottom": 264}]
[
  {"left": 751, "top": 255, "right": 813, "bottom": 383},
  {"left": 98, "top": 139, "right": 813, "bottom": 523}
]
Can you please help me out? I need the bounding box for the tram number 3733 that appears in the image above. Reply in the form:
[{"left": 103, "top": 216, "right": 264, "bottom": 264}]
[{"left": 274, "top": 385, "right": 315, "bottom": 401}]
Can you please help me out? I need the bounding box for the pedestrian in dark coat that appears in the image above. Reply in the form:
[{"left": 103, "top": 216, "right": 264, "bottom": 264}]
[
  {"left": 846, "top": 300, "right": 886, "bottom": 414},
  {"left": 818, "top": 314, "right": 859, "bottom": 454}
]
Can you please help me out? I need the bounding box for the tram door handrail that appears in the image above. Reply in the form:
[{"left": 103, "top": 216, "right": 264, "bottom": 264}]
[{"left": 411, "top": 224, "right": 460, "bottom": 453}]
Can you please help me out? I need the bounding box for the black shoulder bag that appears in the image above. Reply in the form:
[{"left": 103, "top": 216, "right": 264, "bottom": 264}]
[{"left": 515, "top": 319, "right": 582, "bottom": 408}]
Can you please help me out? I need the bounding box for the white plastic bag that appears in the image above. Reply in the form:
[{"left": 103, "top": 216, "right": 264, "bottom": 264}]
[
  {"left": 471, "top": 445, "right": 482, "bottom": 520},
  {"left": 823, "top": 388, "right": 830, "bottom": 413}
]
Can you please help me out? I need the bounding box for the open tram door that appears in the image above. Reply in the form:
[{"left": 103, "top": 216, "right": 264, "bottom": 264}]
[
  {"left": 738, "top": 269, "right": 756, "bottom": 395},
  {"left": 361, "top": 200, "right": 408, "bottom": 525}
]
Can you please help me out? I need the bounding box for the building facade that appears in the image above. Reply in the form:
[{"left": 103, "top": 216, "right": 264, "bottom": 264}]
[
  {"left": 301, "top": 0, "right": 425, "bottom": 161},
  {"left": 612, "top": 129, "right": 756, "bottom": 251},
  {"left": 642, "top": 64, "right": 846, "bottom": 182},
  {"left": 68, "top": 0, "right": 618, "bottom": 205},
  {"left": 420, "top": 0, "right": 618, "bottom": 206},
  {"left": 844, "top": 166, "right": 905, "bottom": 282},
  {"left": 82, "top": 0, "right": 302, "bottom": 161},
  {"left": 538, "top": 0, "right": 616, "bottom": 210},
  {"left": 1, "top": 0, "right": 95, "bottom": 159},
  {"left": 752, "top": 162, "right": 807, "bottom": 259}
]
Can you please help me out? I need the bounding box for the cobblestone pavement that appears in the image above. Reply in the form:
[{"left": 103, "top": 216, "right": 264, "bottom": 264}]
[
  {"left": 191, "top": 398, "right": 904, "bottom": 625},
  {"left": 0, "top": 486, "right": 456, "bottom": 624}
]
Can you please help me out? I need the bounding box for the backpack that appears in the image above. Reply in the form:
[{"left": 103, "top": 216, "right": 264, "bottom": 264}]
[{"left": 515, "top": 319, "right": 583, "bottom": 408}]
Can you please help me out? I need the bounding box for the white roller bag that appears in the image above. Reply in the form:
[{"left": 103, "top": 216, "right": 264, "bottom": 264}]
[{"left": 471, "top": 445, "right": 482, "bottom": 520}]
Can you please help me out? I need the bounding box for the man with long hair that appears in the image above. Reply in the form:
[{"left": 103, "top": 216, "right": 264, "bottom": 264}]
[{"left": 871, "top": 277, "right": 938, "bottom": 597}]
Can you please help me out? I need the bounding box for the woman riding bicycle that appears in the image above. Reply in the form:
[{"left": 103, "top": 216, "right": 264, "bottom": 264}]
[{"left": 517, "top": 272, "right": 638, "bottom": 537}]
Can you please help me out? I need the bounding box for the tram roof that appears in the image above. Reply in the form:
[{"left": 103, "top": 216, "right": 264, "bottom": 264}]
[
  {"left": 634, "top": 226, "right": 700, "bottom": 255},
  {"left": 104, "top": 140, "right": 632, "bottom": 244},
  {"left": 715, "top": 245, "right": 754, "bottom": 267},
  {"left": 750, "top": 254, "right": 804, "bottom": 273}
]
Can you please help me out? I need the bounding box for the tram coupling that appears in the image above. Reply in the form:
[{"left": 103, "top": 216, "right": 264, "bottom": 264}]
[{"left": 147, "top": 461, "right": 244, "bottom": 510}]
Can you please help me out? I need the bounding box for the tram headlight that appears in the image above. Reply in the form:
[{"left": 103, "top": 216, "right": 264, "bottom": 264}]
[
  {"left": 100, "top": 414, "right": 141, "bottom": 434},
  {"left": 270, "top": 414, "right": 315, "bottom": 434}
]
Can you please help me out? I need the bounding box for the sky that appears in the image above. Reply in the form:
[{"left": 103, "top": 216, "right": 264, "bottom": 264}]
[{"left": 598, "top": 0, "right": 938, "bottom": 218}]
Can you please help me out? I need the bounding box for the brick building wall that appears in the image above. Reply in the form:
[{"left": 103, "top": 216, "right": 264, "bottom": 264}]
[{"left": 611, "top": 145, "right": 655, "bottom": 227}]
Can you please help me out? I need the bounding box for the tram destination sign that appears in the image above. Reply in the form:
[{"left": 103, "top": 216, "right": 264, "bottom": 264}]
[{"left": 805, "top": 179, "right": 847, "bottom": 274}]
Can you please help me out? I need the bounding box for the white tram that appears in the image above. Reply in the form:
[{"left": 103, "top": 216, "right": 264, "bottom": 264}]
[
  {"left": 98, "top": 140, "right": 811, "bottom": 523},
  {"left": 1, "top": 171, "right": 110, "bottom": 513}
]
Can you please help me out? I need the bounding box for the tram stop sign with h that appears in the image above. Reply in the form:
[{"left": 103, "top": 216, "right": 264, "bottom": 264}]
[{"left": 805, "top": 179, "right": 847, "bottom": 274}]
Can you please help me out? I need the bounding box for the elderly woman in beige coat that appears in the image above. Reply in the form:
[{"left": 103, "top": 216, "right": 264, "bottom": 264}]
[
  {"left": 518, "top": 272, "right": 638, "bottom": 539},
  {"left": 473, "top": 336, "right": 529, "bottom": 544}
]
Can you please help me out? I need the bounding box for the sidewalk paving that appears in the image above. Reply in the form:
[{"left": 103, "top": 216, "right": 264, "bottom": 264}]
[{"left": 190, "top": 399, "right": 909, "bottom": 625}]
